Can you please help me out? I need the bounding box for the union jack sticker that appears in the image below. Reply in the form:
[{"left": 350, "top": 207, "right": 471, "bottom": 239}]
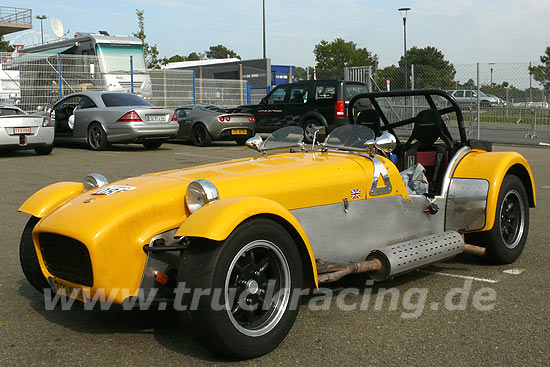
[
  {"left": 350, "top": 189, "right": 361, "bottom": 199},
  {"left": 92, "top": 185, "right": 136, "bottom": 196}
]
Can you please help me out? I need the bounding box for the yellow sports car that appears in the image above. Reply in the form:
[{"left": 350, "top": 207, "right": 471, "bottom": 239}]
[{"left": 19, "top": 90, "right": 535, "bottom": 359}]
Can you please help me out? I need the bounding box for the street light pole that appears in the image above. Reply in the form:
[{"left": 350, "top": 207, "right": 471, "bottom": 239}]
[
  {"left": 489, "top": 62, "right": 495, "bottom": 86},
  {"left": 35, "top": 15, "right": 48, "bottom": 45},
  {"left": 263, "top": 0, "right": 265, "bottom": 59},
  {"left": 398, "top": 8, "right": 411, "bottom": 90}
]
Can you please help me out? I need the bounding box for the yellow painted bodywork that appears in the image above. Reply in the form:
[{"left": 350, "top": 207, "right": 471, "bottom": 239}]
[
  {"left": 18, "top": 150, "right": 408, "bottom": 301},
  {"left": 453, "top": 150, "right": 536, "bottom": 231},
  {"left": 18, "top": 182, "right": 83, "bottom": 218}
]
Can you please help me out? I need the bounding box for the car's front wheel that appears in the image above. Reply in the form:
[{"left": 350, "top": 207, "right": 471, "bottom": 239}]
[
  {"left": 34, "top": 145, "right": 53, "bottom": 155},
  {"left": 177, "top": 218, "right": 303, "bottom": 359},
  {"left": 87, "top": 123, "right": 110, "bottom": 151},
  {"left": 20, "top": 216, "right": 50, "bottom": 294},
  {"left": 142, "top": 141, "right": 163, "bottom": 149}
]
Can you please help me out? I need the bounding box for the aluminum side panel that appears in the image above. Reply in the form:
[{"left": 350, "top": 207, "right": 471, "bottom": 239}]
[
  {"left": 291, "top": 195, "right": 445, "bottom": 263},
  {"left": 445, "top": 178, "right": 489, "bottom": 232}
]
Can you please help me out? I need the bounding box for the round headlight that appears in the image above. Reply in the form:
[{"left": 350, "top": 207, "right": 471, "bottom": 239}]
[
  {"left": 185, "top": 179, "right": 219, "bottom": 213},
  {"left": 82, "top": 173, "right": 109, "bottom": 192}
]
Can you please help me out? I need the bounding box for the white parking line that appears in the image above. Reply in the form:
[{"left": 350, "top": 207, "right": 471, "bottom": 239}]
[
  {"left": 174, "top": 152, "right": 228, "bottom": 160},
  {"left": 419, "top": 270, "right": 499, "bottom": 284},
  {"left": 503, "top": 268, "right": 525, "bottom": 275},
  {"left": 541, "top": 186, "right": 550, "bottom": 189}
]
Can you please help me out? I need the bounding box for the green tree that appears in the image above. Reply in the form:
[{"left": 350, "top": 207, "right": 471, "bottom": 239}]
[
  {"left": 313, "top": 38, "right": 377, "bottom": 72},
  {"left": 0, "top": 36, "right": 14, "bottom": 52},
  {"left": 399, "top": 46, "right": 456, "bottom": 89},
  {"left": 160, "top": 52, "right": 202, "bottom": 66},
  {"left": 205, "top": 45, "right": 240, "bottom": 59},
  {"left": 133, "top": 9, "right": 160, "bottom": 69},
  {"left": 529, "top": 47, "right": 550, "bottom": 100}
]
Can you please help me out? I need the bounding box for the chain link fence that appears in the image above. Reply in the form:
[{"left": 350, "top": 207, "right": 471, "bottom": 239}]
[
  {"left": 0, "top": 52, "right": 249, "bottom": 112},
  {"left": 309, "top": 62, "right": 549, "bottom": 145}
]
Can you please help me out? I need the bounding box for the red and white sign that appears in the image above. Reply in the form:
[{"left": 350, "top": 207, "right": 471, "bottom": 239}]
[{"left": 386, "top": 79, "right": 390, "bottom": 91}]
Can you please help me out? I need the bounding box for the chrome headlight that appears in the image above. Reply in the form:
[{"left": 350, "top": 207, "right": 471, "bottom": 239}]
[
  {"left": 185, "top": 179, "right": 219, "bottom": 213},
  {"left": 82, "top": 173, "right": 109, "bottom": 192}
]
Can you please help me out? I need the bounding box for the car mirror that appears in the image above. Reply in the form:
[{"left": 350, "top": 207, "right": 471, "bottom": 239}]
[
  {"left": 374, "top": 132, "right": 396, "bottom": 153},
  {"left": 36, "top": 105, "right": 44, "bottom": 111},
  {"left": 246, "top": 134, "right": 264, "bottom": 152},
  {"left": 260, "top": 97, "right": 268, "bottom": 104}
]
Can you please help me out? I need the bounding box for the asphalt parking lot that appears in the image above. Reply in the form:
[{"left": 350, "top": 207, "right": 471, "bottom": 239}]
[{"left": 1, "top": 141, "right": 548, "bottom": 366}]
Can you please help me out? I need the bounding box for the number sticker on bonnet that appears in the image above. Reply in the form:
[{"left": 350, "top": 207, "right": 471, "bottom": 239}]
[{"left": 92, "top": 185, "right": 136, "bottom": 196}]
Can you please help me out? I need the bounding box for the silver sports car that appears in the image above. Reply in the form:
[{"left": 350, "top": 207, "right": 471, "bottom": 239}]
[
  {"left": 175, "top": 104, "right": 255, "bottom": 146},
  {"left": 50, "top": 92, "right": 178, "bottom": 150},
  {"left": 0, "top": 105, "right": 54, "bottom": 155}
]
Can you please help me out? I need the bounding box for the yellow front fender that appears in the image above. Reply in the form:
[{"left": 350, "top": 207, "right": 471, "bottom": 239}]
[
  {"left": 453, "top": 151, "right": 536, "bottom": 231},
  {"left": 175, "top": 197, "right": 318, "bottom": 288},
  {"left": 18, "top": 182, "right": 84, "bottom": 218}
]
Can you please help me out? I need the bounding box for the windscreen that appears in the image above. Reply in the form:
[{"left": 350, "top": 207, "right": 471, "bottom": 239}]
[
  {"left": 96, "top": 44, "right": 147, "bottom": 74},
  {"left": 0, "top": 108, "right": 25, "bottom": 116},
  {"left": 324, "top": 125, "right": 375, "bottom": 150},
  {"left": 101, "top": 93, "right": 152, "bottom": 107},
  {"left": 263, "top": 126, "right": 304, "bottom": 150}
]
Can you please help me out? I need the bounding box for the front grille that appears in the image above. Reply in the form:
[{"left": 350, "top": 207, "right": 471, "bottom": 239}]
[{"left": 38, "top": 233, "right": 93, "bottom": 286}]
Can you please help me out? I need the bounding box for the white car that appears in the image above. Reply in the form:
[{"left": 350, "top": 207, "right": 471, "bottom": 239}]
[{"left": 0, "top": 105, "right": 54, "bottom": 155}]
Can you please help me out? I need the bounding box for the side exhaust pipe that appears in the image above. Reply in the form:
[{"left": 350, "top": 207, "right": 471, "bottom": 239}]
[{"left": 317, "top": 231, "right": 487, "bottom": 283}]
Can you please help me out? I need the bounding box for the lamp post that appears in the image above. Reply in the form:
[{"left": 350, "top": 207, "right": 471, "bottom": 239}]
[
  {"left": 398, "top": 7, "right": 411, "bottom": 90},
  {"left": 489, "top": 62, "right": 495, "bottom": 86},
  {"left": 35, "top": 15, "right": 48, "bottom": 45},
  {"left": 262, "top": 0, "right": 265, "bottom": 59}
]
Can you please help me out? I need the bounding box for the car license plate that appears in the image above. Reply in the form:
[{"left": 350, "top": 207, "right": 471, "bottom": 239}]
[
  {"left": 51, "top": 278, "right": 85, "bottom": 302},
  {"left": 14, "top": 127, "right": 31, "bottom": 134},
  {"left": 147, "top": 115, "right": 166, "bottom": 122},
  {"left": 232, "top": 129, "right": 247, "bottom": 135}
]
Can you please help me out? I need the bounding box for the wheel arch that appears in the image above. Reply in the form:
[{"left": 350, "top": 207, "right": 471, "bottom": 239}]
[
  {"left": 299, "top": 111, "right": 328, "bottom": 128},
  {"left": 452, "top": 151, "right": 535, "bottom": 231},
  {"left": 175, "top": 197, "right": 318, "bottom": 288},
  {"left": 18, "top": 182, "right": 83, "bottom": 218}
]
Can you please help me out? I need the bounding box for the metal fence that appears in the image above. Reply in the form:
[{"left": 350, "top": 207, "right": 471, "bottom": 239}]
[
  {"left": 310, "top": 62, "right": 550, "bottom": 146},
  {"left": 0, "top": 52, "right": 250, "bottom": 112},
  {"left": 0, "top": 6, "right": 32, "bottom": 26}
]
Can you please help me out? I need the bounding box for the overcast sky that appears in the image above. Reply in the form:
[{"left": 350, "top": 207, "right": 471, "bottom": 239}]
[{"left": 5, "top": 0, "right": 550, "bottom": 68}]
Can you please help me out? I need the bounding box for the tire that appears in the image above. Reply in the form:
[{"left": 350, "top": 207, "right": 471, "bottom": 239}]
[
  {"left": 87, "top": 123, "right": 110, "bottom": 151},
  {"left": 302, "top": 120, "right": 321, "bottom": 144},
  {"left": 34, "top": 145, "right": 53, "bottom": 155},
  {"left": 142, "top": 141, "right": 163, "bottom": 149},
  {"left": 235, "top": 137, "right": 248, "bottom": 146},
  {"left": 191, "top": 123, "right": 212, "bottom": 147},
  {"left": 475, "top": 175, "right": 530, "bottom": 264},
  {"left": 177, "top": 218, "right": 303, "bottom": 359},
  {"left": 20, "top": 216, "right": 50, "bottom": 294}
]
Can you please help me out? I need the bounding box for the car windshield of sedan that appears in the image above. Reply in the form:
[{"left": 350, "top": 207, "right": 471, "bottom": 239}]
[
  {"left": 324, "top": 124, "right": 375, "bottom": 151},
  {"left": 262, "top": 126, "right": 304, "bottom": 150}
]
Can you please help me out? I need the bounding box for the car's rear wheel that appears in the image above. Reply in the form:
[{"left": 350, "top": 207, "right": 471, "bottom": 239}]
[
  {"left": 20, "top": 216, "right": 50, "bottom": 294},
  {"left": 87, "top": 123, "right": 110, "bottom": 151},
  {"left": 303, "top": 120, "right": 322, "bottom": 144},
  {"left": 468, "top": 175, "right": 529, "bottom": 264},
  {"left": 34, "top": 145, "right": 53, "bottom": 155},
  {"left": 142, "top": 141, "right": 163, "bottom": 149},
  {"left": 191, "top": 123, "right": 211, "bottom": 147},
  {"left": 177, "top": 218, "right": 303, "bottom": 359}
]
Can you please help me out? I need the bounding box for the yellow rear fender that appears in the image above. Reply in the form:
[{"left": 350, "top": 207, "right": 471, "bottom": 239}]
[
  {"left": 452, "top": 151, "right": 536, "bottom": 231},
  {"left": 18, "top": 182, "right": 84, "bottom": 218},
  {"left": 175, "top": 197, "right": 318, "bottom": 288}
]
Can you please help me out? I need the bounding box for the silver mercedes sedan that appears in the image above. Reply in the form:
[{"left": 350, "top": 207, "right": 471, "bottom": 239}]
[
  {"left": 0, "top": 105, "right": 54, "bottom": 155},
  {"left": 50, "top": 92, "right": 178, "bottom": 150},
  {"left": 175, "top": 104, "right": 255, "bottom": 146}
]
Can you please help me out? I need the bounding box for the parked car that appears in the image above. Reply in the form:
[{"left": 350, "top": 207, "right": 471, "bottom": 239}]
[
  {"left": 50, "top": 92, "right": 178, "bottom": 150},
  {"left": 174, "top": 104, "right": 255, "bottom": 146},
  {"left": 240, "top": 80, "right": 371, "bottom": 143},
  {"left": 0, "top": 105, "right": 54, "bottom": 155},
  {"left": 446, "top": 89, "right": 499, "bottom": 108},
  {"left": 19, "top": 90, "right": 535, "bottom": 359}
]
